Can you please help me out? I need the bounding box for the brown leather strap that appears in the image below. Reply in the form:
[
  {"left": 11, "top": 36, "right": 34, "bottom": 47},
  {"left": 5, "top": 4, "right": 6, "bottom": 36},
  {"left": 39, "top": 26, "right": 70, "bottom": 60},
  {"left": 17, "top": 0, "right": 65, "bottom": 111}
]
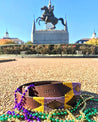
[
  {"left": 22, "top": 81, "right": 72, "bottom": 97},
  {"left": 16, "top": 81, "right": 81, "bottom": 112}
]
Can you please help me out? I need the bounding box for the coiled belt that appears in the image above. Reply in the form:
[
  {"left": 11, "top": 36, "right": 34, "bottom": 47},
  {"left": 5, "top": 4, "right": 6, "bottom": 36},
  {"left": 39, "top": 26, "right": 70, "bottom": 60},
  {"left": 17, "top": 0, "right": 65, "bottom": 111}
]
[{"left": 16, "top": 81, "right": 81, "bottom": 112}]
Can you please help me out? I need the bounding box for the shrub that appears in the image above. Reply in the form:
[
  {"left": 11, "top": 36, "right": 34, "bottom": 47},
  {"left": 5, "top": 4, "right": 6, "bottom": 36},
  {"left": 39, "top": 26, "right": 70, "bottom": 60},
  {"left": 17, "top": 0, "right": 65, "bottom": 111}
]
[
  {"left": 90, "top": 46, "right": 95, "bottom": 54},
  {"left": 61, "top": 44, "right": 68, "bottom": 54},
  {"left": 0, "top": 44, "right": 97, "bottom": 55}
]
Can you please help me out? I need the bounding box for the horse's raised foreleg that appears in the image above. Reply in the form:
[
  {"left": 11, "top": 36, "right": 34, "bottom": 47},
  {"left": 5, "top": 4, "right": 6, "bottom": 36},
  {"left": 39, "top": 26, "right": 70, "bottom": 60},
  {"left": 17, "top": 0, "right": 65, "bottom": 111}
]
[
  {"left": 38, "top": 19, "right": 44, "bottom": 25},
  {"left": 36, "top": 17, "right": 42, "bottom": 23}
]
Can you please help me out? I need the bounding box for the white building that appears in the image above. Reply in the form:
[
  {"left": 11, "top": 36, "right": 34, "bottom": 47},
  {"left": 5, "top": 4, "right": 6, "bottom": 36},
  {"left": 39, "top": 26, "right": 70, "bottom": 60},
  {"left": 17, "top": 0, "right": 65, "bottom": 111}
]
[{"left": 1, "top": 31, "right": 24, "bottom": 44}]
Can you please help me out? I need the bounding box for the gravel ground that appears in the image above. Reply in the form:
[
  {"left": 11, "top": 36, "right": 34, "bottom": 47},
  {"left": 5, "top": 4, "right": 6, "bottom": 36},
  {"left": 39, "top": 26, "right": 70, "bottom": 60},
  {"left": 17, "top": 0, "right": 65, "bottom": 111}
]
[{"left": 0, "top": 58, "right": 98, "bottom": 121}]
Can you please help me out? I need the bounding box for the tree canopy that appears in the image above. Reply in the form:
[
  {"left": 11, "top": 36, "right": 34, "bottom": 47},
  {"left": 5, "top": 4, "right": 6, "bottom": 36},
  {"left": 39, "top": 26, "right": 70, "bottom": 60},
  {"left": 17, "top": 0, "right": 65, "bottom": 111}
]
[
  {"left": 85, "top": 38, "right": 98, "bottom": 45},
  {"left": 0, "top": 39, "right": 16, "bottom": 45}
]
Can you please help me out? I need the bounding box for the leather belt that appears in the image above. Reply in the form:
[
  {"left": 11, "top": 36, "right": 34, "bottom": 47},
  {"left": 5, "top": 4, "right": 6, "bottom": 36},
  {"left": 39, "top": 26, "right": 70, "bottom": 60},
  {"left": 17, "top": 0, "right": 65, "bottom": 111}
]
[{"left": 16, "top": 81, "right": 81, "bottom": 112}]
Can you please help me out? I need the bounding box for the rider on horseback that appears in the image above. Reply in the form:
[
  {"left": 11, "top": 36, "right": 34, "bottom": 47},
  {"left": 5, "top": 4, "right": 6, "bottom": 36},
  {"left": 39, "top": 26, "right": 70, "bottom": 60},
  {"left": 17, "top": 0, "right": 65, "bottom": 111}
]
[
  {"left": 46, "top": 5, "right": 54, "bottom": 21},
  {"left": 36, "top": 1, "right": 65, "bottom": 29},
  {"left": 41, "top": 4, "right": 54, "bottom": 22}
]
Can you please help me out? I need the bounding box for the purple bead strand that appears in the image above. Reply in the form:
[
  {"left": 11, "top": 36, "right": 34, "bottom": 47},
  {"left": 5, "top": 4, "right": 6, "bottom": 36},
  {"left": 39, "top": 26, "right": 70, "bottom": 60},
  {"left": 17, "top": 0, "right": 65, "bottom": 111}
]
[{"left": 13, "top": 84, "right": 40, "bottom": 121}]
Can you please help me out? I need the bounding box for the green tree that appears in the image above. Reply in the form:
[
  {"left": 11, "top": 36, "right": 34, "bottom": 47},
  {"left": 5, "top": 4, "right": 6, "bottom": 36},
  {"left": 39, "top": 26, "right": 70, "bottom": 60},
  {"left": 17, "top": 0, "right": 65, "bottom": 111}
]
[{"left": 25, "top": 41, "right": 33, "bottom": 44}]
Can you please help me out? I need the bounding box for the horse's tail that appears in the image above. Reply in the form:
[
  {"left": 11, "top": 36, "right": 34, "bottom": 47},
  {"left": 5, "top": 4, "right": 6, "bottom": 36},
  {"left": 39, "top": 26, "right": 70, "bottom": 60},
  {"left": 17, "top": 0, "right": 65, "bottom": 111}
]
[{"left": 58, "top": 18, "right": 66, "bottom": 26}]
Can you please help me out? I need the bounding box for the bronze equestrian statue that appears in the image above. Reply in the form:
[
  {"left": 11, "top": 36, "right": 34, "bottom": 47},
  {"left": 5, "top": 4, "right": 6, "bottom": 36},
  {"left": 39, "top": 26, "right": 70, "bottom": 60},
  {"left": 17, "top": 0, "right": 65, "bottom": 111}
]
[{"left": 36, "top": 5, "right": 66, "bottom": 29}]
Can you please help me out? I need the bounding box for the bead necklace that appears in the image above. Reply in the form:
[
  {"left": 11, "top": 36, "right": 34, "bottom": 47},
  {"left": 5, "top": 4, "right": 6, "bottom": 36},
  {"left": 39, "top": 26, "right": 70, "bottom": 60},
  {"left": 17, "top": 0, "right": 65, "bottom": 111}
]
[
  {"left": 14, "top": 84, "right": 40, "bottom": 122},
  {"left": 0, "top": 84, "right": 98, "bottom": 122}
]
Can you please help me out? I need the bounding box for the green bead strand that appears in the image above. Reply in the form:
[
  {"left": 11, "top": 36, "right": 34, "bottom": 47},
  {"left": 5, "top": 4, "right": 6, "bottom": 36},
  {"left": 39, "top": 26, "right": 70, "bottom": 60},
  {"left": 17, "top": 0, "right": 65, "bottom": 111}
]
[{"left": 0, "top": 94, "right": 98, "bottom": 122}]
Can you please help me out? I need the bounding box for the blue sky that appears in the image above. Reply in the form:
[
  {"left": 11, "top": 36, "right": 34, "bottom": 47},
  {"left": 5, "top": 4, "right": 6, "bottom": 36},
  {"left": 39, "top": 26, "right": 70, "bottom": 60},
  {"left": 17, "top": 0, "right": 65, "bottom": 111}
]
[{"left": 0, "top": 0, "right": 98, "bottom": 43}]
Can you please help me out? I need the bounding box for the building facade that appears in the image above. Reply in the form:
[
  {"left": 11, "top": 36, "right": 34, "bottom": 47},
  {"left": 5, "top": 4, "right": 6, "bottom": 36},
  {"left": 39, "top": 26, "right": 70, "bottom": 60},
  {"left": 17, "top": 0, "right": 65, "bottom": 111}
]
[
  {"left": 0, "top": 31, "right": 24, "bottom": 44},
  {"left": 75, "top": 31, "right": 97, "bottom": 44}
]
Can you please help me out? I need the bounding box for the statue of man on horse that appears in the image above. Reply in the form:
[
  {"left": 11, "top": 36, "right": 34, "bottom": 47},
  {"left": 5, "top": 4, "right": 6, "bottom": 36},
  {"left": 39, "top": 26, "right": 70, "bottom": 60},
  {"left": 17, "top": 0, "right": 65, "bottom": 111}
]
[{"left": 36, "top": 0, "right": 66, "bottom": 29}]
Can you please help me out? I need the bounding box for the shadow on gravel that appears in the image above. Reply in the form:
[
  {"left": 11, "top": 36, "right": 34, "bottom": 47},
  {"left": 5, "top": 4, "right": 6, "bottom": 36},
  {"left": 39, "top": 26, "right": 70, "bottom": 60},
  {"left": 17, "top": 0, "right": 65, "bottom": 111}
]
[
  {"left": 0, "top": 59, "right": 16, "bottom": 63},
  {"left": 81, "top": 91, "right": 98, "bottom": 98},
  {"left": 80, "top": 91, "right": 98, "bottom": 109}
]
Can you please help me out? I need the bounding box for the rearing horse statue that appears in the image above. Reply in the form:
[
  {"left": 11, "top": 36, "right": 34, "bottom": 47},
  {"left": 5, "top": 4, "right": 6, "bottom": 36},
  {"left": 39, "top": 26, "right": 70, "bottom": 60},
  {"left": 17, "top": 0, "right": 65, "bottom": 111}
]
[{"left": 36, "top": 6, "right": 66, "bottom": 29}]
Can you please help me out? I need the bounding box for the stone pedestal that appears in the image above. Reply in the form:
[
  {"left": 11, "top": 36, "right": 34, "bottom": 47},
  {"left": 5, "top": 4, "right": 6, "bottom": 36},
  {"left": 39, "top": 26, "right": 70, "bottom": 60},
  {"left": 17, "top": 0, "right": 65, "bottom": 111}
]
[
  {"left": 32, "top": 29, "right": 69, "bottom": 44},
  {"left": 31, "top": 19, "right": 69, "bottom": 44}
]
